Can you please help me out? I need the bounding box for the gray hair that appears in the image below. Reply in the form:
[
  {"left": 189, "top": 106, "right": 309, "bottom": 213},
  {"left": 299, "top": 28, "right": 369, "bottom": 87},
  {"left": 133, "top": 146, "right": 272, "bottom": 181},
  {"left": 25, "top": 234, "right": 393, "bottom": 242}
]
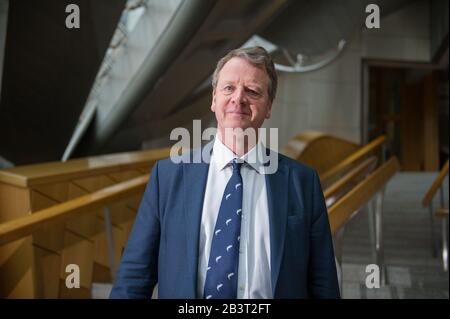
[{"left": 212, "top": 46, "right": 277, "bottom": 102}]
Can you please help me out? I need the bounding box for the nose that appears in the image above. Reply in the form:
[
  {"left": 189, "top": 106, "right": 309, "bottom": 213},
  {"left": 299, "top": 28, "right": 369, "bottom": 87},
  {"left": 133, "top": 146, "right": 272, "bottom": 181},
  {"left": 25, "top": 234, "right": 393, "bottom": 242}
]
[{"left": 231, "top": 86, "right": 248, "bottom": 106}]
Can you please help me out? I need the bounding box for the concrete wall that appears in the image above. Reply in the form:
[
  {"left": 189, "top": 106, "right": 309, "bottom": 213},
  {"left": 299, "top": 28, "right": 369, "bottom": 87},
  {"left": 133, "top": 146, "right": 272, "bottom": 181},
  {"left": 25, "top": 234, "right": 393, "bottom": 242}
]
[{"left": 264, "top": 0, "right": 431, "bottom": 147}]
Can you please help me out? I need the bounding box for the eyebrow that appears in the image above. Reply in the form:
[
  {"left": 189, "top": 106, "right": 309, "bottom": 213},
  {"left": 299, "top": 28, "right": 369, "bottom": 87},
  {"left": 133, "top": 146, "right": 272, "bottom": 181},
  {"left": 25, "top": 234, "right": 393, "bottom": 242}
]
[{"left": 221, "top": 81, "right": 263, "bottom": 91}]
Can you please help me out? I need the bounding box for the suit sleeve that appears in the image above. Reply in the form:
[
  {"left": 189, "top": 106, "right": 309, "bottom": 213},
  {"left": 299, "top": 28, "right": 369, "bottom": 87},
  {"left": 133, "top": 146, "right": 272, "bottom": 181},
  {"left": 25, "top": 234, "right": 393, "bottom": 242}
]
[
  {"left": 307, "top": 170, "right": 341, "bottom": 298},
  {"left": 110, "top": 161, "right": 161, "bottom": 299}
]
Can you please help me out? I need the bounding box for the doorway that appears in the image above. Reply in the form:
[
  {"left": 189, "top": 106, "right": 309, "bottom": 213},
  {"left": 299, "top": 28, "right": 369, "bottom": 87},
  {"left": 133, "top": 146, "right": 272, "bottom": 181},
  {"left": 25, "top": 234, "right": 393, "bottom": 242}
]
[{"left": 367, "top": 65, "right": 447, "bottom": 171}]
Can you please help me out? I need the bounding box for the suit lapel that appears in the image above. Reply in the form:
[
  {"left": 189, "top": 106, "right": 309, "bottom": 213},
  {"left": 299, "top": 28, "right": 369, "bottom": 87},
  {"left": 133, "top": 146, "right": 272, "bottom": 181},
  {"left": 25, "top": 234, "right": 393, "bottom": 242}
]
[
  {"left": 182, "top": 146, "right": 211, "bottom": 298},
  {"left": 265, "top": 156, "right": 289, "bottom": 297}
]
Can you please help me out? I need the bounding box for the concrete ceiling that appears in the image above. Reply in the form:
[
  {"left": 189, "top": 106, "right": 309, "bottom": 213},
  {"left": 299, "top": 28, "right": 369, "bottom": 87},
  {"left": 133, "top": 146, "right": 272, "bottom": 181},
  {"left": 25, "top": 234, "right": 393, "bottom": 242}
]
[
  {"left": 0, "top": 0, "right": 425, "bottom": 164},
  {"left": 0, "top": 0, "right": 125, "bottom": 165},
  {"left": 82, "top": 0, "right": 414, "bottom": 156}
]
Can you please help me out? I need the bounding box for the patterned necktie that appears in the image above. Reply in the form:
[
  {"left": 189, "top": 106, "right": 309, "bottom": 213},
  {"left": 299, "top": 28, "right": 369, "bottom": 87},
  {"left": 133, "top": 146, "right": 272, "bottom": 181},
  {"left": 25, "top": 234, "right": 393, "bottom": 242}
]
[{"left": 204, "top": 159, "right": 243, "bottom": 299}]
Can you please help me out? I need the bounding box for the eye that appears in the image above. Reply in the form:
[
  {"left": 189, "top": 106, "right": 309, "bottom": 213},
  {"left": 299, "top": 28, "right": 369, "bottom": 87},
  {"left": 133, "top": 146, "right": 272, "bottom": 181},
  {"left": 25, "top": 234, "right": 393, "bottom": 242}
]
[
  {"left": 246, "top": 88, "right": 261, "bottom": 98},
  {"left": 222, "top": 85, "right": 234, "bottom": 94}
]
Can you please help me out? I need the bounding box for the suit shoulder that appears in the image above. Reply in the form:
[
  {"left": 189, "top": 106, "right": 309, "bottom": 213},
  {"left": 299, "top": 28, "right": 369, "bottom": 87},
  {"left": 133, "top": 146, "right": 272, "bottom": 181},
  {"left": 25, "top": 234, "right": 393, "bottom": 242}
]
[
  {"left": 152, "top": 156, "right": 183, "bottom": 174},
  {"left": 278, "top": 153, "right": 317, "bottom": 177},
  {"left": 150, "top": 147, "right": 199, "bottom": 174}
]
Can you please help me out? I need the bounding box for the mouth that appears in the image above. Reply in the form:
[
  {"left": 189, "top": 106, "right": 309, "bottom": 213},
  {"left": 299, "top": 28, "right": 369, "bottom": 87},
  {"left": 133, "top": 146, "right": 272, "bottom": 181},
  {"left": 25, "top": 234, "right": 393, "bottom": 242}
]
[{"left": 227, "top": 111, "right": 250, "bottom": 117}]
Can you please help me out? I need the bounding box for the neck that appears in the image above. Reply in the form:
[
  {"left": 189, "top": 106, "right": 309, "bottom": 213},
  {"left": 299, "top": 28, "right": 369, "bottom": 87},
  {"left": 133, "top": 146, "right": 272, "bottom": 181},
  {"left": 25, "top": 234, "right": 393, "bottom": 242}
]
[{"left": 218, "top": 127, "right": 259, "bottom": 157}]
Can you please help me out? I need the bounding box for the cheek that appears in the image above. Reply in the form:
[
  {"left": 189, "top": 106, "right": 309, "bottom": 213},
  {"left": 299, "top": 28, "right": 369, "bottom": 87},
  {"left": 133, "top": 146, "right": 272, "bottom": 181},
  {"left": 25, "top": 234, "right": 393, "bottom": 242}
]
[
  {"left": 251, "top": 104, "right": 268, "bottom": 117},
  {"left": 216, "top": 98, "right": 229, "bottom": 113}
]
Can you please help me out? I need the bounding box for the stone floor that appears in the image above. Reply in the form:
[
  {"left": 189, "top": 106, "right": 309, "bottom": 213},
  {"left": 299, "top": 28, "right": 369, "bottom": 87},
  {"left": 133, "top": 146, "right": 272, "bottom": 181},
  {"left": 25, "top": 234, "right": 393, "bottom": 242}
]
[{"left": 341, "top": 172, "right": 449, "bottom": 299}]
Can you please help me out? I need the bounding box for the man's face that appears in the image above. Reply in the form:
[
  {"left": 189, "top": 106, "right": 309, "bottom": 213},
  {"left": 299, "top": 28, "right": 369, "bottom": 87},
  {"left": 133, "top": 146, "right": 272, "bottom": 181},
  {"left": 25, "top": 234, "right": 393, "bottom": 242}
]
[{"left": 211, "top": 57, "right": 272, "bottom": 135}]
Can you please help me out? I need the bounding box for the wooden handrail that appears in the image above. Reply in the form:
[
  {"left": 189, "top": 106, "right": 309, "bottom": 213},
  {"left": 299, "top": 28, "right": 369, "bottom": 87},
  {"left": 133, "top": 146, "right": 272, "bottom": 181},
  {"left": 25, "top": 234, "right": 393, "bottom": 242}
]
[
  {"left": 0, "top": 174, "right": 150, "bottom": 246},
  {"left": 435, "top": 208, "right": 449, "bottom": 218},
  {"left": 0, "top": 147, "right": 170, "bottom": 187},
  {"left": 422, "top": 159, "right": 449, "bottom": 207},
  {"left": 328, "top": 156, "right": 399, "bottom": 235},
  {"left": 324, "top": 156, "right": 377, "bottom": 200},
  {"left": 320, "top": 135, "right": 386, "bottom": 183}
]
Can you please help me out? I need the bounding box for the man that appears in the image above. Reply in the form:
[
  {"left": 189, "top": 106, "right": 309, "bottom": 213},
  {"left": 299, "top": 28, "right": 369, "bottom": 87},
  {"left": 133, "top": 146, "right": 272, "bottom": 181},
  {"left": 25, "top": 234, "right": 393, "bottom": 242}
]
[{"left": 110, "top": 46, "right": 340, "bottom": 299}]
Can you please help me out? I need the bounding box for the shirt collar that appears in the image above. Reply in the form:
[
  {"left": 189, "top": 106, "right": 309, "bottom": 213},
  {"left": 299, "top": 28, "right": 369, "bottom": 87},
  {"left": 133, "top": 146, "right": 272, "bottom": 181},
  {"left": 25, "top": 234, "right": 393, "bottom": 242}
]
[{"left": 211, "top": 135, "right": 266, "bottom": 174}]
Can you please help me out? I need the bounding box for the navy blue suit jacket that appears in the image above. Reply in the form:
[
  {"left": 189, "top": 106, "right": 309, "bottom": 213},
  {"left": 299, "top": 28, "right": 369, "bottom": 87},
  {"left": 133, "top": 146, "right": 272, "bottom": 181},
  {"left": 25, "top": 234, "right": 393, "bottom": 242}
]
[{"left": 110, "top": 147, "right": 340, "bottom": 299}]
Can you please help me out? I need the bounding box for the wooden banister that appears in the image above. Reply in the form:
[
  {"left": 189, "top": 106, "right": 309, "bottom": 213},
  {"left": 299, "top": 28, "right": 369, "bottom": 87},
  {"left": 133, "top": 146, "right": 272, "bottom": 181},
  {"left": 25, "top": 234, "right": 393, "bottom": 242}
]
[
  {"left": 435, "top": 208, "right": 449, "bottom": 218},
  {"left": 422, "top": 159, "right": 449, "bottom": 207},
  {"left": 328, "top": 156, "right": 399, "bottom": 235},
  {"left": 324, "top": 156, "right": 377, "bottom": 200},
  {"left": 320, "top": 135, "right": 386, "bottom": 183},
  {"left": 0, "top": 148, "right": 170, "bottom": 187},
  {"left": 0, "top": 174, "right": 150, "bottom": 246}
]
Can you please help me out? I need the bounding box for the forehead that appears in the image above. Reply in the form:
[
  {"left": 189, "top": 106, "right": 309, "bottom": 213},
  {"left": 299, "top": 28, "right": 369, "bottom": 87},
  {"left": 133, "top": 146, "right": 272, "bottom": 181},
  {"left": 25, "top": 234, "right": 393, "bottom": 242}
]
[{"left": 217, "top": 57, "right": 269, "bottom": 86}]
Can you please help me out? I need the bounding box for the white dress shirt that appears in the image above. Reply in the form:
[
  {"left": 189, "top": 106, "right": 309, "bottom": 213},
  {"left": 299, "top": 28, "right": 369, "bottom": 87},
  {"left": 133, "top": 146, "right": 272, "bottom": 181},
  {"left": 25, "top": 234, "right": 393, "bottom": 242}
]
[{"left": 197, "top": 137, "right": 272, "bottom": 299}]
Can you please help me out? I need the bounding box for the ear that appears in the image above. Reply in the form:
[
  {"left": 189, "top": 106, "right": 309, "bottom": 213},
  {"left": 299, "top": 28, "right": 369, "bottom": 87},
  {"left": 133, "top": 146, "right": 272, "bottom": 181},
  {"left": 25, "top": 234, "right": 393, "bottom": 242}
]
[
  {"left": 265, "top": 101, "right": 273, "bottom": 119},
  {"left": 210, "top": 89, "right": 216, "bottom": 112}
]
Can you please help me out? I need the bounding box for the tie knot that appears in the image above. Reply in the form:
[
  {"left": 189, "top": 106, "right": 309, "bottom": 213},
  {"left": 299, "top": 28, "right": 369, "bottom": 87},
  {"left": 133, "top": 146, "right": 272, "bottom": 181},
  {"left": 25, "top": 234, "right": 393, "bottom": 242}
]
[{"left": 231, "top": 159, "right": 243, "bottom": 172}]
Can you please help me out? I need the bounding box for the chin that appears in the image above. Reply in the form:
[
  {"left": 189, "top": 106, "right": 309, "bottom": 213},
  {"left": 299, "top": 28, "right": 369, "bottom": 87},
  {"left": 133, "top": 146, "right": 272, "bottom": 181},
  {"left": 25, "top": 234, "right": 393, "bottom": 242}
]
[{"left": 226, "top": 121, "right": 252, "bottom": 130}]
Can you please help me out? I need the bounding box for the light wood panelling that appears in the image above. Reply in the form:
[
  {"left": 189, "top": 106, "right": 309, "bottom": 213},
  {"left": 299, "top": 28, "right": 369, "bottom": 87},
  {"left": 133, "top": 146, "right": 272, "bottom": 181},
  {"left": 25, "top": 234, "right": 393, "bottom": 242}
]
[
  {"left": 58, "top": 280, "right": 91, "bottom": 299},
  {"left": 0, "top": 237, "right": 35, "bottom": 298},
  {"left": 127, "top": 194, "right": 143, "bottom": 211},
  {"left": 92, "top": 263, "right": 112, "bottom": 283},
  {"left": 108, "top": 199, "right": 137, "bottom": 228},
  {"left": 31, "top": 191, "right": 64, "bottom": 253},
  {"left": 108, "top": 170, "right": 142, "bottom": 182},
  {"left": 0, "top": 184, "right": 34, "bottom": 298},
  {"left": 108, "top": 170, "right": 144, "bottom": 215},
  {"left": 282, "top": 131, "right": 359, "bottom": 174},
  {"left": 8, "top": 266, "right": 35, "bottom": 298},
  {"left": 113, "top": 204, "right": 137, "bottom": 251},
  {"left": 137, "top": 167, "right": 151, "bottom": 174},
  {"left": 73, "top": 175, "right": 115, "bottom": 220},
  {"left": 72, "top": 175, "right": 115, "bottom": 194},
  {"left": 0, "top": 175, "right": 149, "bottom": 246},
  {"left": 65, "top": 183, "right": 96, "bottom": 239},
  {"left": 0, "top": 147, "right": 168, "bottom": 298},
  {"left": 59, "top": 231, "right": 94, "bottom": 291},
  {"left": 93, "top": 217, "right": 124, "bottom": 268},
  {"left": 32, "top": 182, "right": 69, "bottom": 203},
  {"left": 33, "top": 245, "right": 60, "bottom": 298},
  {"left": 0, "top": 183, "right": 31, "bottom": 223}
]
